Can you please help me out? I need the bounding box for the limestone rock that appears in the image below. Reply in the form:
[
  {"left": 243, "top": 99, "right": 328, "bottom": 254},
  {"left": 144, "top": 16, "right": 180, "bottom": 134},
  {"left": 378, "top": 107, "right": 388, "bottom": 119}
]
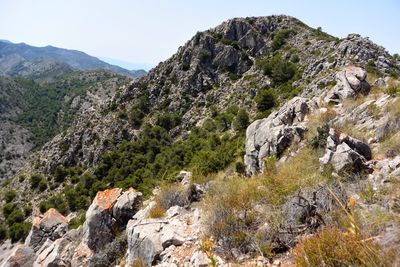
[
  {"left": 244, "top": 97, "right": 313, "bottom": 175},
  {"left": 2, "top": 245, "right": 35, "bottom": 267},
  {"left": 112, "top": 188, "right": 143, "bottom": 224},
  {"left": 25, "top": 208, "right": 68, "bottom": 252},
  {"left": 324, "top": 66, "right": 370, "bottom": 104},
  {"left": 320, "top": 128, "right": 372, "bottom": 175},
  {"left": 82, "top": 188, "right": 122, "bottom": 251}
]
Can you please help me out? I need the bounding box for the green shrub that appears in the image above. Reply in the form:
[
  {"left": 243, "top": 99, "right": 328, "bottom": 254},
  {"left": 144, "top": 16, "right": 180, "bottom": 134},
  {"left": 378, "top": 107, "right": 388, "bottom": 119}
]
[
  {"left": 256, "top": 54, "right": 298, "bottom": 85},
  {"left": 199, "top": 49, "right": 212, "bottom": 63},
  {"left": 233, "top": 109, "right": 250, "bottom": 131},
  {"left": 53, "top": 165, "right": 68, "bottom": 183},
  {"left": 386, "top": 84, "right": 400, "bottom": 96},
  {"left": 69, "top": 212, "right": 86, "bottom": 229},
  {"left": 38, "top": 179, "right": 48, "bottom": 192},
  {"left": 3, "top": 203, "right": 16, "bottom": 218},
  {"left": 0, "top": 223, "right": 7, "bottom": 240},
  {"left": 255, "top": 89, "right": 276, "bottom": 112},
  {"left": 8, "top": 222, "right": 31, "bottom": 243},
  {"left": 235, "top": 162, "right": 246, "bottom": 175},
  {"left": 272, "top": 29, "right": 293, "bottom": 51},
  {"left": 6, "top": 209, "right": 25, "bottom": 225},
  {"left": 290, "top": 54, "right": 300, "bottom": 63},
  {"left": 155, "top": 113, "right": 181, "bottom": 131},
  {"left": 309, "top": 124, "right": 330, "bottom": 150},
  {"left": 30, "top": 173, "right": 43, "bottom": 188},
  {"left": 39, "top": 195, "right": 68, "bottom": 215},
  {"left": 4, "top": 190, "right": 16, "bottom": 203}
]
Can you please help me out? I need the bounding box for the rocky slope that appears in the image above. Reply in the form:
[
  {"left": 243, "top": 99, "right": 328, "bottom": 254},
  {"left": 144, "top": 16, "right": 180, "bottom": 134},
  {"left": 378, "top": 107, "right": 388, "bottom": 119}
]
[
  {"left": 1, "top": 15, "right": 400, "bottom": 266},
  {"left": 0, "top": 71, "right": 131, "bottom": 179}
]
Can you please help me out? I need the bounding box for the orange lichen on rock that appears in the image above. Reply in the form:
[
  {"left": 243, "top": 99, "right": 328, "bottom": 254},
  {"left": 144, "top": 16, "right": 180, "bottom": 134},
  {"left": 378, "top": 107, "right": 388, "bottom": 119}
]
[{"left": 95, "top": 188, "right": 122, "bottom": 209}]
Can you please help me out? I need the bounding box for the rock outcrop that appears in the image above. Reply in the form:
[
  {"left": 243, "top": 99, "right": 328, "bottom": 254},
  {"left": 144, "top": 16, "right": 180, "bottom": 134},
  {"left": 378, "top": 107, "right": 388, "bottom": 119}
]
[
  {"left": 24, "top": 208, "right": 69, "bottom": 252},
  {"left": 324, "top": 65, "right": 370, "bottom": 104},
  {"left": 126, "top": 205, "right": 203, "bottom": 266},
  {"left": 244, "top": 97, "right": 314, "bottom": 175},
  {"left": 319, "top": 128, "right": 372, "bottom": 175}
]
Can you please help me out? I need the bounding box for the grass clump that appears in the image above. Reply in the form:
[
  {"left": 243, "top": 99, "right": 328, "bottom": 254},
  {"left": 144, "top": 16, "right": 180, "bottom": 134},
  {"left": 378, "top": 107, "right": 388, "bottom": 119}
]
[
  {"left": 203, "top": 177, "right": 265, "bottom": 256},
  {"left": 148, "top": 204, "right": 166, "bottom": 219},
  {"left": 293, "top": 226, "right": 395, "bottom": 267},
  {"left": 156, "top": 184, "right": 190, "bottom": 210}
]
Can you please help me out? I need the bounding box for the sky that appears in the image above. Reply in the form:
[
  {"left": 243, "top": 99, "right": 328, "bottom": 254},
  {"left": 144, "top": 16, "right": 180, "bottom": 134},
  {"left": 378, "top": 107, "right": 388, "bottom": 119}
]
[{"left": 0, "top": 0, "right": 399, "bottom": 70}]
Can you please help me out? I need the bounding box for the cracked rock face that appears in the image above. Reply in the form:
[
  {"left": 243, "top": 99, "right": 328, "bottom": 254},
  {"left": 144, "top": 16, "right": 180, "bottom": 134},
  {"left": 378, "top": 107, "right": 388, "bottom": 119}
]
[
  {"left": 244, "top": 97, "right": 314, "bottom": 176},
  {"left": 127, "top": 205, "right": 202, "bottom": 266},
  {"left": 319, "top": 128, "right": 372, "bottom": 175},
  {"left": 25, "top": 208, "right": 69, "bottom": 253},
  {"left": 324, "top": 66, "right": 370, "bottom": 104}
]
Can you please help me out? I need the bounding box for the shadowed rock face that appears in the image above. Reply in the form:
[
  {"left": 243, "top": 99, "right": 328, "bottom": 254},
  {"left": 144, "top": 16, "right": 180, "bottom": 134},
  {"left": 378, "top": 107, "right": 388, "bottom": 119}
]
[{"left": 25, "top": 208, "right": 68, "bottom": 252}]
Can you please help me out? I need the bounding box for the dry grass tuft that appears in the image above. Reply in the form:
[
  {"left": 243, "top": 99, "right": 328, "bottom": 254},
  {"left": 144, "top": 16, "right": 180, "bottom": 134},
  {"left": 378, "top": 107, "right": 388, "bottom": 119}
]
[{"left": 293, "top": 226, "right": 396, "bottom": 267}]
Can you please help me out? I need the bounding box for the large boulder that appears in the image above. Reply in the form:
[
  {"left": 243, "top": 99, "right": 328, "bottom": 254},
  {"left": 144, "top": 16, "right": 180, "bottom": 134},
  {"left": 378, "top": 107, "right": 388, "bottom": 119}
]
[
  {"left": 126, "top": 205, "right": 199, "bottom": 266},
  {"left": 244, "top": 97, "right": 313, "bottom": 175},
  {"left": 82, "top": 188, "right": 122, "bottom": 251},
  {"left": 82, "top": 187, "right": 143, "bottom": 252},
  {"left": 25, "top": 208, "right": 68, "bottom": 252},
  {"left": 324, "top": 66, "right": 370, "bottom": 104},
  {"left": 320, "top": 128, "right": 372, "bottom": 175}
]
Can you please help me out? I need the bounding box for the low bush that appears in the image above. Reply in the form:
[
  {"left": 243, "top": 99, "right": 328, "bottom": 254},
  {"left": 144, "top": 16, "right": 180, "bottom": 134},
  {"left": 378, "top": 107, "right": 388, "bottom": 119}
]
[
  {"left": 156, "top": 185, "right": 190, "bottom": 210},
  {"left": 386, "top": 83, "right": 400, "bottom": 96},
  {"left": 148, "top": 204, "right": 166, "bottom": 219},
  {"left": 309, "top": 123, "right": 330, "bottom": 150},
  {"left": 89, "top": 232, "right": 127, "bottom": 267},
  {"left": 203, "top": 177, "right": 264, "bottom": 257},
  {"left": 4, "top": 190, "right": 16, "bottom": 203},
  {"left": 255, "top": 89, "right": 276, "bottom": 112},
  {"left": 256, "top": 54, "right": 298, "bottom": 85},
  {"left": 0, "top": 223, "right": 7, "bottom": 240},
  {"left": 69, "top": 212, "right": 86, "bottom": 229},
  {"left": 271, "top": 29, "right": 294, "bottom": 51}
]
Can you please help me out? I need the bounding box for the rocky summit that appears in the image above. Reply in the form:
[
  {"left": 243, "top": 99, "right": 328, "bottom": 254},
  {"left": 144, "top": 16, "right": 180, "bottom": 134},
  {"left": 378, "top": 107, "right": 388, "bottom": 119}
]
[{"left": 1, "top": 14, "right": 400, "bottom": 266}]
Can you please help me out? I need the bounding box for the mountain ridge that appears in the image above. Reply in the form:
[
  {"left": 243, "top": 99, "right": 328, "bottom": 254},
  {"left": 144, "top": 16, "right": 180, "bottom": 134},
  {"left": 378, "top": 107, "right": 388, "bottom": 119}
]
[{"left": 0, "top": 39, "right": 146, "bottom": 79}]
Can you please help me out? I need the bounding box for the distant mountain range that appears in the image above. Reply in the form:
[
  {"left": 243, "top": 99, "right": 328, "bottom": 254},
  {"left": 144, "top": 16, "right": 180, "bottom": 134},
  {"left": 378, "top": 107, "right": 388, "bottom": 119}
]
[{"left": 0, "top": 40, "right": 146, "bottom": 78}]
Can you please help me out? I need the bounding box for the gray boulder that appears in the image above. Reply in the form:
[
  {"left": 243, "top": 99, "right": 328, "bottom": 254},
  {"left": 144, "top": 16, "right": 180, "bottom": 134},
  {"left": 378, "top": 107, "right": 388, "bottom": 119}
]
[
  {"left": 82, "top": 188, "right": 122, "bottom": 251},
  {"left": 244, "top": 97, "right": 313, "bottom": 175},
  {"left": 324, "top": 66, "right": 370, "bottom": 104},
  {"left": 126, "top": 219, "right": 168, "bottom": 266},
  {"left": 320, "top": 128, "right": 372, "bottom": 175},
  {"left": 25, "top": 208, "right": 68, "bottom": 252}
]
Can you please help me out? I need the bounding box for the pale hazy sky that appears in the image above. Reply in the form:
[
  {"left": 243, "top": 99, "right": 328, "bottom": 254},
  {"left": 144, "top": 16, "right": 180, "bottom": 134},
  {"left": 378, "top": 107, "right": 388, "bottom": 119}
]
[{"left": 0, "top": 0, "right": 399, "bottom": 70}]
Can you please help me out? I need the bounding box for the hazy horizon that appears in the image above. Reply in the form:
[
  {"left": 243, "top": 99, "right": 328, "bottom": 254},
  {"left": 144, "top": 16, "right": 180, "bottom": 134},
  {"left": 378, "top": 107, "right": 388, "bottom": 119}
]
[{"left": 1, "top": 0, "right": 399, "bottom": 70}]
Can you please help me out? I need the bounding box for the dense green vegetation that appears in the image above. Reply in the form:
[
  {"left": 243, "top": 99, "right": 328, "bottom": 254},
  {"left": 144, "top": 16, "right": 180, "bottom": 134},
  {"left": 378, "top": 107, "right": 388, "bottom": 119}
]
[{"left": 35, "top": 107, "right": 247, "bottom": 215}]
